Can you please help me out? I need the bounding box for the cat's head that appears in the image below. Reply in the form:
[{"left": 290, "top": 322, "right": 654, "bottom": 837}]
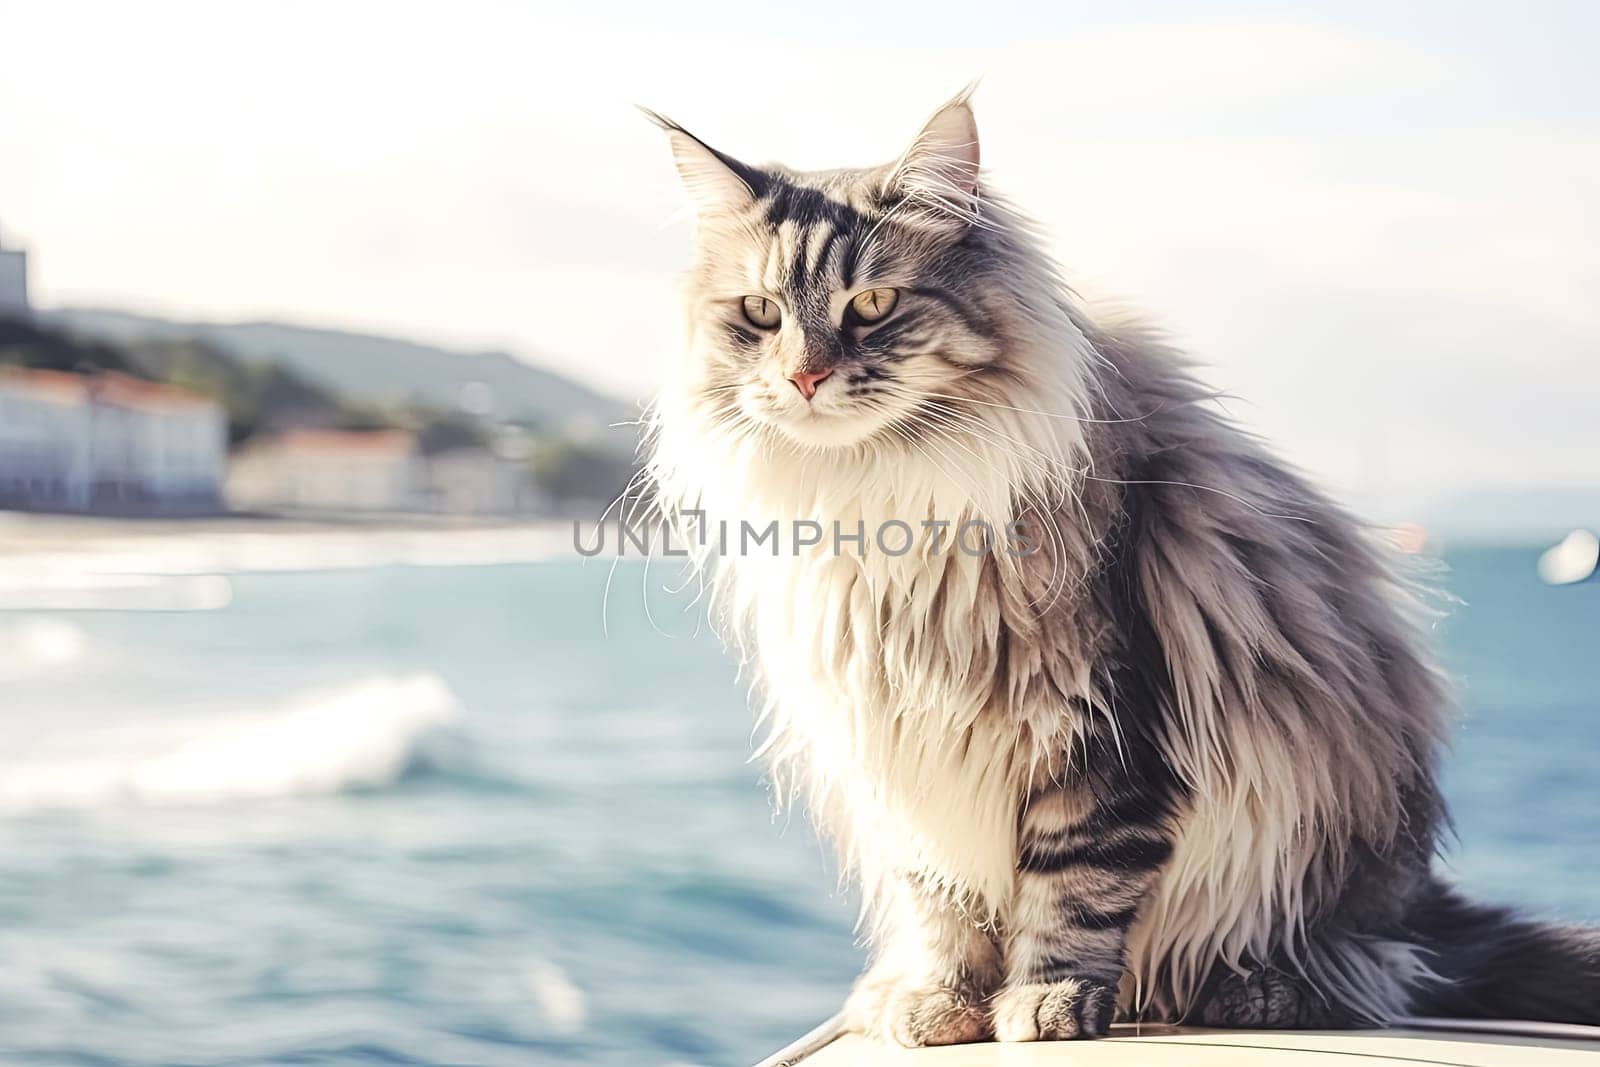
[{"left": 651, "top": 92, "right": 1067, "bottom": 455}]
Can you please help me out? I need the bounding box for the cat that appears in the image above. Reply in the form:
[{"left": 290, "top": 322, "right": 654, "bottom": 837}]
[{"left": 642, "top": 90, "right": 1600, "bottom": 1045}]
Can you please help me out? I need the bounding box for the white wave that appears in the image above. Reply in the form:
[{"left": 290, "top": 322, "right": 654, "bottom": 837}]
[
  {"left": 0, "top": 617, "right": 89, "bottom": 679},
  {"left": 523, "top": 958, "right": 587, "bottom": 1033},
  {"left": 0, "top": 673, "right": 463, "bottom": 812}
]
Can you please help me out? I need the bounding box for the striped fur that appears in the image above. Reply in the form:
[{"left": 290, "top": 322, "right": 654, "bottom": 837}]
[{"left": 643, "top": 94, "right": 1600, "bottom": 1044}]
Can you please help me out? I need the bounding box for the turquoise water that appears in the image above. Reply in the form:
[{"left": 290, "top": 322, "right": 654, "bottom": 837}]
[{"left": 0, "top": 547, "right": 1595, "bottom": 1065}]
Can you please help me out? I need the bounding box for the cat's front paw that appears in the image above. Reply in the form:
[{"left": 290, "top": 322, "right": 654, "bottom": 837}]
[
  {"left": 992, "top": 977, "right": 1116, "bottom": 1041},
  {"left": 846, "top": 974, "right": 990, "bottom": 1048}
]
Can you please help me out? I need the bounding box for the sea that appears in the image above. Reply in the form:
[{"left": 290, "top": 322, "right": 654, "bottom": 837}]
[{"left": 0, "top": 535, "right": 1596, "bottom": 1066}]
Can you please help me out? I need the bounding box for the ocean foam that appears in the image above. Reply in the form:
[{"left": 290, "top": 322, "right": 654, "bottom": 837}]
[
  {"left": 0, "top": 617, "right": 89, "bottom": 679},
  {"left": 523, "top": 958, "right": 588, "bottom": 1032},
  {"left": 0, "top": 673, "right": 463, "bottom": 812}
]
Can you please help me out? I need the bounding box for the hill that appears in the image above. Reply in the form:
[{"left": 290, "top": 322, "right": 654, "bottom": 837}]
[
  {"left": 1, "top": 313, "right": 637, "bottom": 508},
  {"left": 41, "top": 308, "right": 629, "bottom": 434},
  {"left": 0, "top": 315, "right": 348, "bottom": 444}
]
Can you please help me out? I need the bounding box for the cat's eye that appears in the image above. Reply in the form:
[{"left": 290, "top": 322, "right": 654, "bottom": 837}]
[
  {"left": 741, "top": 295, "right": 782, "bottom": 330},
  {"left": 849, "top": 287, "right": 899, "bottom": 325}
]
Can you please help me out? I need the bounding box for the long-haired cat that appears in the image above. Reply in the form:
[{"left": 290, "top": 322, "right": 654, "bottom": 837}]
[{"left": 643, "top": 91, "right": 1600, "bottom": 1044}]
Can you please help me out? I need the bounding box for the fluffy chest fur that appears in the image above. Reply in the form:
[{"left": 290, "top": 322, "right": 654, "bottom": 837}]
[
  {"left": 749, "top": 544, "right": 1031, "bottom": 910},
  {"left": 697, "top": 443, "right": 1104, "bottom": 913}
]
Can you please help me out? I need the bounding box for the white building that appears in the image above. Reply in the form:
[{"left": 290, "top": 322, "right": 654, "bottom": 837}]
[
  {"left": 0, "top": 369, "right": 227, "bottom": 513},
  {"left": 421, "top": 447, "right": 543, "bottom": 516},
  {"left": 0, "top": 227, "right": 28, "bottom": 317},
  {"left": 227, "top": 429, "right": 423, "bottom": 513},
  {"left": 0, "top": 370, "right": 92, "bottom": 509},
  {"left": 227, "top": 430, "right": 545, "bottom": 516},
  {"left": 90, "top": 375, "right": 229, "bottom": 510}
]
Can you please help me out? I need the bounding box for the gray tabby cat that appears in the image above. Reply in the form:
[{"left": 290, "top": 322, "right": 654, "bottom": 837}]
[{"left": 643, "top": 91, "right": 1600, "bottom": 1044}]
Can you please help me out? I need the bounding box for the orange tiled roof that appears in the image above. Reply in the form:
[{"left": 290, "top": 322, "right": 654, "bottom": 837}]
[
  {"left": 0, "top": 366, "right": 90, "bottom": 403},
  {"left": 273, "top": 429, "right": 417, "bottom": 456},
  {"left": 0, "top": 368, "right": 216, "bottom": 411},
  {"left": 92, "top": 372, "right": 216, "bottom": 411}
]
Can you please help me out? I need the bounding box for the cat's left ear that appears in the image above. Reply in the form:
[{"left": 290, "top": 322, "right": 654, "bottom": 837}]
[
  {"left": 642, "top": 109, "right": 765, "bottom": 217},
  {"left": 884, "top": 90, "right": 982, "bottom": 221}
]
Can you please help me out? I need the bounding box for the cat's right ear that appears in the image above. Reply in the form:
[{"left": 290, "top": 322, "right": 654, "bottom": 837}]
[
  {"left": 641, "top": 109, "right": 763, "bottom": 217},
  {"left": 883, "top": 89, "right": 982, "bottom": 223}
]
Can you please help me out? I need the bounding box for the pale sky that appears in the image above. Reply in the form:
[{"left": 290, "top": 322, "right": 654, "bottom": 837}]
[{"left": 4, "top": 1, "right": 1597, "bottom": 512}]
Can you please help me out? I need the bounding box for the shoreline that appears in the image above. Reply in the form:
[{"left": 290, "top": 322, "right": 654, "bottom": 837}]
[
  {"left": 0, "top": 509, "right": 584, "bottom": 547},
  {"left": 0, "top": 511, "right": 590, "bottom": 586}
]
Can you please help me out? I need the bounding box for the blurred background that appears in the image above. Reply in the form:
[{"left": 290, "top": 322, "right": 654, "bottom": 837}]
[{"left": 1, "top": 2, "right": 1597, "bottom": 1064}]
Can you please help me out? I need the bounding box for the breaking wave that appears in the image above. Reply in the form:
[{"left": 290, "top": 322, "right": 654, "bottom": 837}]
[
  {"left": 0, "top": 673, "right": 465, "bottom": 813},
  {"left": 0, "top": 617, "right": 90, "bottom": 679}
]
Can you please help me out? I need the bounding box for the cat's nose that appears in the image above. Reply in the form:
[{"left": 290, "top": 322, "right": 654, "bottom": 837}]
[{"left": 788, "top": 367, "right": 833, "bottom": 400}]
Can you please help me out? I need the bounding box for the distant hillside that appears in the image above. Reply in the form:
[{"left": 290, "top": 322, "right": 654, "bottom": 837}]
[
  {"left": 0, "top": 314, "right": 348, "bottom": 444},
  {"left": 42, "top": 308, "right": 628, "bottom": 434}
]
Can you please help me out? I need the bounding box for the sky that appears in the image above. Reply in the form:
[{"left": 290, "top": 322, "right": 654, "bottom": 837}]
[{"left": 3, "top": 0, "right": 1597, "bottom": 513}]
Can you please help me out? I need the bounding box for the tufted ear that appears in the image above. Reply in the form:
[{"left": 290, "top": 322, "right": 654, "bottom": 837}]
[
  {"left": 642, "top": 109, "right": 765, "bottom": 217},
  {"left": 884, "top": 90, "right": 982, "bottom": 221}
]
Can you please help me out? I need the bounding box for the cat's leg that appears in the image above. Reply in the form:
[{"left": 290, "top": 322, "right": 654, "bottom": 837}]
[
  {"left": 1195, "top": 925, "right": 1428, "bottom": 1029},
  {"left": 845, "top": 873, "right": 1002, "bottom": 1047},
  {"left": 1195, "top": 963, "right": 1344, "bottom": 1028},
  {"left": 993, "top": 782, "right": 1173, "bottom": 1041}
]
